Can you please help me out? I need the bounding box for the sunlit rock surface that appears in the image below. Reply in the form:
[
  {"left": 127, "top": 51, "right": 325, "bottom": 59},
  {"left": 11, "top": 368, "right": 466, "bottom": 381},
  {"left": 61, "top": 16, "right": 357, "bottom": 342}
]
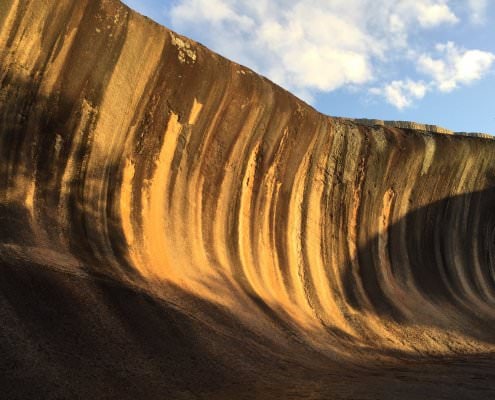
[{"left": 1, "top": 1, "right": 495, "bottom": 399}]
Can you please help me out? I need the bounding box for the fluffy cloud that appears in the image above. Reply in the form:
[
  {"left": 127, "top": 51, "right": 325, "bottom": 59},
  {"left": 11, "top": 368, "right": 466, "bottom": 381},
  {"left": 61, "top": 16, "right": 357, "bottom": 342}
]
[
  {"left": 371, "top": 80, "right": 428, "bottom": 109},
  {"left": 467, "top": 0, "right": 488, "bottom": 23},
  {"left": 167, "top": 0, "right": 493, "bottom": 108},
  {"left": 418, "top": 42, "right": 495, "bottom": 92},
  {"left": 415, "top": 3, "right": 458, "bottom": 27},
  {"left": 170, "top": 0, "right": 382, "bottom": 100}
]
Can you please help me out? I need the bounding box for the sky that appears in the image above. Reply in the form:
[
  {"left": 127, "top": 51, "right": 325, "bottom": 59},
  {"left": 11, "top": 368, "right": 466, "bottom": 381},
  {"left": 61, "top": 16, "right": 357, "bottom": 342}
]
[{"left": 122, "top": 0, "right": 495, "bottom": 134}]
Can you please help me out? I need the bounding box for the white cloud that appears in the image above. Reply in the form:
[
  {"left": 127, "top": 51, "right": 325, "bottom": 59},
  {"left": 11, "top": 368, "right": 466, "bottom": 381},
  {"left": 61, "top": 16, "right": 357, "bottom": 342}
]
[
  {"left": 253, "top": 4, "right": 375, "bottom": 92},
  {"left": 170, "top": 0, "right": 254, "bottom": 28},
  {"left": 374, "top": 42, "right": 494, "bottom": 108},
  {"left": 418, "top": 42, "right": 495, "bottom": 92},
  {"left": 467, "top": 0, "right": 488, "bottom": 24},
  {"left": 170, "top": 0, "right": 383, "bottom": 94},
  {"left": 168, "top": 1, "right": 460, "bottom": 94},
  {"left": 415, "top": 3, "right": 458, "bottom": 27},
  {"left": 166, "top": 0, "right": 494, "bottom": 110},
  {"left": 371, "top": 80, "right": 428, "bottom": 109}
]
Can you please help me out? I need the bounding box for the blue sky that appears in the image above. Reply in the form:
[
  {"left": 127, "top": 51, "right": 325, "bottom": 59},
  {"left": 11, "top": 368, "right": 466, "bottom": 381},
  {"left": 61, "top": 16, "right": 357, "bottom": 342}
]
[{"left": 122, "top": 0, "right": 495, "bottom": 134}]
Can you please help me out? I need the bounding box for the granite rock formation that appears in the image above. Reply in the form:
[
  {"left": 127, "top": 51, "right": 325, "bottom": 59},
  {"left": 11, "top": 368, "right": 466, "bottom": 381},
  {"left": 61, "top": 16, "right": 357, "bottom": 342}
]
[{"left": 1, "top": 1, "right": 495, "bottom": 399}]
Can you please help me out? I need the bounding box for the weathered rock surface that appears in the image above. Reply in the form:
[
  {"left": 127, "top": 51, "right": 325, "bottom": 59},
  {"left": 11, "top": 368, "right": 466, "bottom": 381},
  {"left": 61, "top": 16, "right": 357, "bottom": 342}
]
[{"left": 1, "top": 1, "right": 495, "bottom": 399}]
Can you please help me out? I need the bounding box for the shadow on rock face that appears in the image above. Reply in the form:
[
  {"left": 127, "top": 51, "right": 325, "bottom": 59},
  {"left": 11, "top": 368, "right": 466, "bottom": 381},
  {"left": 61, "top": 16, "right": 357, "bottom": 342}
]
[{"left": 342, "top": 187, "right": 495, "bottom": 345}]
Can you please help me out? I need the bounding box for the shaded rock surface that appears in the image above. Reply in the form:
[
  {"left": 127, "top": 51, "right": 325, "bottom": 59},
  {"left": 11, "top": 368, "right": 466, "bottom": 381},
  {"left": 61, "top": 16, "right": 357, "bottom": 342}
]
[{"left": 1, "top": 1, "right": 495, "bottom": 398}]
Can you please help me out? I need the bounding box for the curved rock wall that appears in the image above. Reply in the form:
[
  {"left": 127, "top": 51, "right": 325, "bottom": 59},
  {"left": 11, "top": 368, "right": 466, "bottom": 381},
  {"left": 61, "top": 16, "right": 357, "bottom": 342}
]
[{"left": 1, "top": 1, "right": 495, "bottom": 397}]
